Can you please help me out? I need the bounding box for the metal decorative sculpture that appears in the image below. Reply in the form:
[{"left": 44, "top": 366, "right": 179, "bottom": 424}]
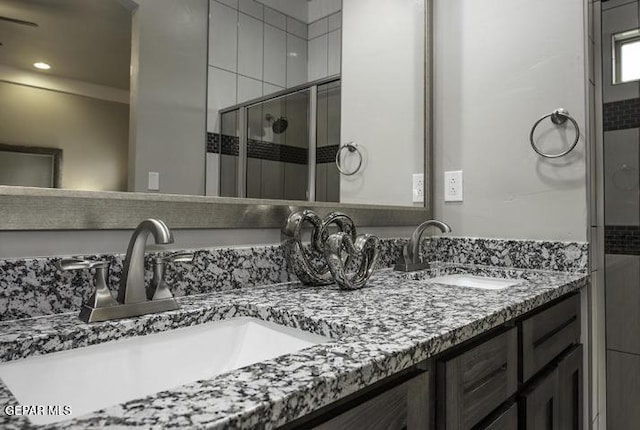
[{"left": 281, "top": 210, "right": 380, "bottom": 290}]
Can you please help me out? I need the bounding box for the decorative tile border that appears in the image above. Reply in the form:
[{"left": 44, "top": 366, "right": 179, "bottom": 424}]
[
  {"left": 247, "top": 139, "right": 308, "bottom": 164},
  {"left": 603, "top": 97, "right": 640, "bottom": 131},
  {"left": 605, "top": 225, "right": 640, "bottom": 255},
  {"left": 206, "top": 133, "right": 338, "bottom": 164},
  {"left": 422, "top": 236, "right": 589, "bottom": 273},
  {"left": 316, "top": 144, "right": 339, "bottom": 164}
]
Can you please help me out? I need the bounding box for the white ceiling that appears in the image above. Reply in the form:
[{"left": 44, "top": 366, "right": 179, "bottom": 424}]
[{"left": 0, "top": 0, "right": 132, "bottom": 89}]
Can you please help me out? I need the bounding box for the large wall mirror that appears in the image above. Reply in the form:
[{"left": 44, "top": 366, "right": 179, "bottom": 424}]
[{"left": 0, "top": 0, "right": 431, "bottom": 229}]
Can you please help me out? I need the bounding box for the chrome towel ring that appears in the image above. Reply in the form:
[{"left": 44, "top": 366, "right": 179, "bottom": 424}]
[
  {"left": 336, "top": 142, "right": 363, "bottom": 175},
  {"left": 529, "top": 108, "right": 580, "bottom": 158}
]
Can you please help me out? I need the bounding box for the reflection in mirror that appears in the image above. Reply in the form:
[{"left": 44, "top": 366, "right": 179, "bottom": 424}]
[
  {"left": 0, "top": 0, "right": 131, "bottom": 191},
  {"left": 1, "top": 0, "right": 426, "bottom": 207},
  {"left": 207, "top": 0, "right": 425, "bottom": 206}
]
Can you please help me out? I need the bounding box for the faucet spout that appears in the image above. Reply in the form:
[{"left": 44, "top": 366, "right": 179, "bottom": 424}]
[
  {"left": 395, "top": 219, "right": 451, "bottom": 272},
  {"left": 118, "top": 219, "right": 174, "bottom": 304}
]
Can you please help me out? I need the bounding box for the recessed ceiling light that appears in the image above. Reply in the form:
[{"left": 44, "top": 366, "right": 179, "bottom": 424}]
[{"left": 33, "top": 62, "right": 51, "bottom": 70}]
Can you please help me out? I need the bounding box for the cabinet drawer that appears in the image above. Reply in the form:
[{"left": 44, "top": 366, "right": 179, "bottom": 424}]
[
  {"left": 521, "top": 294, "right": 580, "bottom": 383},
  {"left": 312, "top": 371, "right": 429, "bottom": 430},
  {"left": 480, "top": 402, "right": 517, "bottom": 430},
  {"left": 439, "top": 327, "right": 518, "bottom": 430}
]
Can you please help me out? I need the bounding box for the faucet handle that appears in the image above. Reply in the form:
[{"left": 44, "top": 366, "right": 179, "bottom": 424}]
[
  {"left": 148, "top": 252, "right": 195, "bottom": 300},
  {"left": 57, "top": 258, "right": 109, "bottom": 271},
  {"left": 56, "top": 258, "right": 118, "bottom": 309},
  {"left": 155, "top": 251, "right": 196, "bottom": 264}
]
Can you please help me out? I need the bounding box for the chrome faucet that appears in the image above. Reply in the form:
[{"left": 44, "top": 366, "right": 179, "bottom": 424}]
[
  {"left": 119, "top": 219, "right": 174, "bottom": 304},
  {"left": 57, "top": 219, "right": 190, "bottom": 323},
  {"left": 394, "top": 219, "right": 451, "bottom": 272}
]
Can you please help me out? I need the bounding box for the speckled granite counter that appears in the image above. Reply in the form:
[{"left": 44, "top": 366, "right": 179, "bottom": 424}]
[{"left": 0, "top": 264, "right": 588, "bottom": 429}]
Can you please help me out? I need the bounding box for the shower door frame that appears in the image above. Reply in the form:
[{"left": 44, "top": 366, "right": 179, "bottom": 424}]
[{"left": 218, "top": 75, "right": 340, "bottom": 202}]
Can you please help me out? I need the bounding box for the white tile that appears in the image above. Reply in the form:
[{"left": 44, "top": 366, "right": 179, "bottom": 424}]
[
  {"left": 263, "top": 82, "right": 284, "bottom": 96},
  {"left": 207, "top": 67, "right": 237, "bottom": 133},
  {"left": 327, "top": 29, "right": 341, "bottom": 76},
  {"left": 205, "top": 153, "right": 220, "bottom": 196},
  {"left": 308, "top": 35, "right": 328, "bottom": 81},
  {"left": 328, "top": 11, "right": 341, "bottom": 31},
  {"left": 238, "top": 13, "right": 263, "bottom": 80},
  {"left": 237, "top": 75, "right": 262, "bottom": 103},
  {"left": 246, "top": 158, "right": 262, "bottom": 198},
  {"left": 209, "top": 1, "right": 238, "bottom": 71},
  {"left": 326, "top": 82, "right": 341, "bottom": 146},
  {"left": 247, "top": 101, "right": 264, "bottom": 140},
  {"left": 263, "top": 25, "right": 286, "bottom": 87},
  {"left": 264, "top": 7, "right": 286, "bottom": 30},
  {"left": 604, "top": 128, "right": 640, "bottom": 226},
  {"left": 261, "top": 96, "right": 285, "bottom": 143},
  {"left": 287, "top": 17, "right": 308, "bottom": 39},
  {"left": 284, "top": 91, "right": 309, "bottom": 148},
  {"left": 238, "top": 0, "right": 263, "bottom": 20},
  {"left": 261, "top": 160, "right": 284, "bottom": 199},
  {"left": 284, "top": 163, "right": 308, "bottom": 200},
  {"left": 215, "top": 0, "right": 237, "bottom": 9},
  {"left": 309, "top": 18, "right": 329, "bottom": 39},
  {"left": 286, "top": 34, "right": 307, "bottom": 87}
]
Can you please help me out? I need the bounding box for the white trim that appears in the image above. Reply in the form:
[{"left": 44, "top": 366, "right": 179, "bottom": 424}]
[{"left": 0, "top": 65, "right": 130, "bottom": 104}]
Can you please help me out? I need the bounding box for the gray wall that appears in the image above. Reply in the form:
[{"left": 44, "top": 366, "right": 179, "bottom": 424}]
[
  {"left": 0, "top": 82, "right": 129, "bottom": 192},
  {"left": 432, "top": 0, "right": 588, "bottom": 241},
  {"left": 128, "top": 0, "right": 208, "bottom": 195}
]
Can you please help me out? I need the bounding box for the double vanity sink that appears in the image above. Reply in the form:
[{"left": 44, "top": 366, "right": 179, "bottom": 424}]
[
  {"left": 0, "top": 318, "right": 330, "bottom": 426},
  {"left": 0, "top": 263, "right": 588, "bottom": 429}
]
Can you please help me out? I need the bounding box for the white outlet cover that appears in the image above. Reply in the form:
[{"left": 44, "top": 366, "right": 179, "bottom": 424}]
[{"left": 444, "top": 170, "right": 463, "bottom": 202}]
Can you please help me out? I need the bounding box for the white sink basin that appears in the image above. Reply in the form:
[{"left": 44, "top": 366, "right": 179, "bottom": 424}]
[
  {"left": 0, "top": 317, "right": 329, "bottom": 425},
  {"left": 428, "top": 274, "right": 522, "bottom": 290}
]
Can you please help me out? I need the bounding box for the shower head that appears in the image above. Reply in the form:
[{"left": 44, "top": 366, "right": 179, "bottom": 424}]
[{"left": 272, "top": 117, "right": 288, "bottom": 134}]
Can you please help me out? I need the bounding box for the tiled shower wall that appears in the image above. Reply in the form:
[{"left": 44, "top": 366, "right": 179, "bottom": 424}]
[
  {"left": 600, "top": 1, "right": 640, "bottom": 428},
  {"left": 207, "top": 0, "right": 342, "bottom": 134},
  {"left": 205, "top": 0, "right": 342, "bottom": 200}
]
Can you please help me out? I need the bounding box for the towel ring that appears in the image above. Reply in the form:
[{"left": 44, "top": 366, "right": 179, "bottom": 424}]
[
  {"left": 529, "top": 108, "right": 580, "bottom": 158},
  {"left": 336, "top": 142, "right": 363, "bottom": 176}
]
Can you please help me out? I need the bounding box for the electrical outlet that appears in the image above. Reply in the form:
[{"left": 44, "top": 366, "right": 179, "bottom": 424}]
[
  {"left": 413, "top": 173, "right": 424, "bottom": 203},
  {"left": 444, "top": 170, "right": 463, "bottom": 202},
  {"left": 148, "top": 172, "right": 160, "bottom": 191}
]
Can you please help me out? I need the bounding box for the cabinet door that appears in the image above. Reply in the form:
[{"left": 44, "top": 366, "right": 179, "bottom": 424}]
[
  {"left": 521, "top": 294, "right": 580, "bottom": 383},
  {"left": 438, "top": 328, "right": 518, "bottom": 430},
  {"left": 520, "top": 368, "right": 559, "bottom": 430},
  {"left": 312, "top": 371, "right": 430, "bottom": 430},
  {"left": 557, "top": 345, "right": 583, "bottom": 430}
]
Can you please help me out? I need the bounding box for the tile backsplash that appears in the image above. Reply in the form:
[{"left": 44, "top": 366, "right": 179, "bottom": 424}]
[{"left": 0, "top": 236, "right": 587, "bottom": 322}]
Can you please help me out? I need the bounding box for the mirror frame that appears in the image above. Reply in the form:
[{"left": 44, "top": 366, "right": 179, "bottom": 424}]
[{"left": 0, "top": 0, "right": 432, "bottom": 231}]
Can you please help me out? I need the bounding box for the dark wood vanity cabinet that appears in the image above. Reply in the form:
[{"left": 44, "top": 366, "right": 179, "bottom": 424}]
[
  {"left": 520, "top": 345, "right": 583, "bottom": 430},
  {"left": 311, "top": 370, "right": 430, "bottom": 430},
  {"left": 436, "top": 327, "right": 518, "bottom": 430},
  {"left": 283, "top": 366, "right": 432, "bottom": 430},
  {"left": 285, "top": 293, "right": 582, "bottom": 430},
  {"left": 436, "top": 293, "right": 583, "bottom": 430}
]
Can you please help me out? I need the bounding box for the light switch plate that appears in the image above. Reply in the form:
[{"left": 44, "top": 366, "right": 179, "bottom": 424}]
[
  {"left": 148, "top": 172, "right": 160, "bottom": 191},
  {"left": 444, "top": 170, "right": 463, "bottom": 202}
]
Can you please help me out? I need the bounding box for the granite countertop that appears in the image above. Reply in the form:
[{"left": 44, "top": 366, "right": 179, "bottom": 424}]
[{"left": 0, "top": 264, "right": 588, "bottom": 429}]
